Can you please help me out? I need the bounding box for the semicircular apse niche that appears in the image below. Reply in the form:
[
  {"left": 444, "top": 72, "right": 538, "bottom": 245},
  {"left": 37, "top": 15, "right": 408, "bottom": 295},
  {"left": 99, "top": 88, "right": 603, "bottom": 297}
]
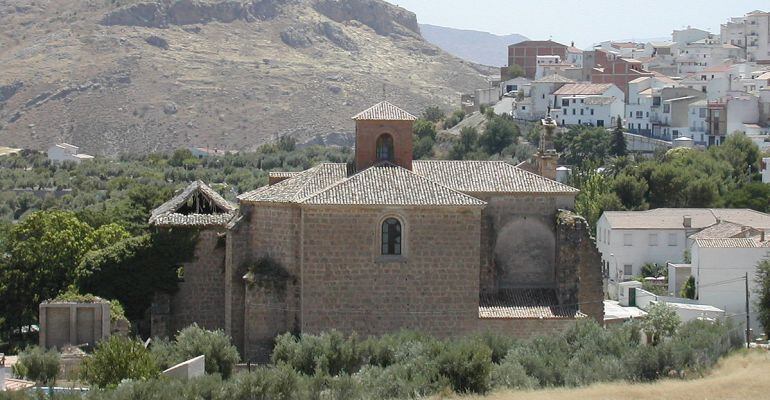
[{"left": 494, "top": 218, "right": 555, "bottom": 288}]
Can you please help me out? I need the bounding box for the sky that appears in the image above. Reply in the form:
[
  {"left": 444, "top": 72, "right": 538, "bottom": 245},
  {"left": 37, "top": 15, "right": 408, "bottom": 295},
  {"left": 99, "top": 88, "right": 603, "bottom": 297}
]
[{"left": 387, "top": 0, "right": 766, "bottom": 49}]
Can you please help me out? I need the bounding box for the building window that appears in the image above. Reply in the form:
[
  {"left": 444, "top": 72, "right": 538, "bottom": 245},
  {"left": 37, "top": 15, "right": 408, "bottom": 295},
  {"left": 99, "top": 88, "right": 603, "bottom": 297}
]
[
  {"left": 663, "top": 104, "right": 671, "bottom": 113},
  {"left": 381, "top": 218, "right": 402, "bottom": 255},
  {"left": 623, "top": 233, "right": 632, "bottom": 246},
  {"left": 624, "top": 264, "right": 633, "bottom": 276},
  {"left": 376, "top": 134, "right": 394, "bottom": 162},
  {"left": 648, "top": 233, "right": 658, "bottom": 246},
  {"left": 580, "top": 109, "right": 584, "bottom": 115},
  {"left": 590, "top": 109, "right": 594, "bottom": 116},
  {"left": 562, "top": 99, "right": 569, "bottom": 107},
  {"left": 597, "top": 120, "right": 604, "bottom": 127},
  {"left": 668, "top": 233, "right": 677, "bottom": 246}
]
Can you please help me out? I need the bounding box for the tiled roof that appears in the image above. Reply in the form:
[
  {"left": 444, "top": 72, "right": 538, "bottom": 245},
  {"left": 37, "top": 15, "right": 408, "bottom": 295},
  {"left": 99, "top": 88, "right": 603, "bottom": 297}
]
[
  {"left": 300, "top": 163, "right": 486, "bottom": 206},
  {"left": 583, "top": 96, "right": 616, "bottom": 105},
  {"left": 603, "top": 208, "right": 770, "bottom": 230},
  {"left": 509, "top": 40, "right": 568, "bottom": 48},
  {"left": 352, "top": 101, "right": 417, "bottom": 121},
  {"left": 694, "top": 238, "right": 768, "bottom": 248},
  {"left": 3, "top": 377, "right": 35, "bottom": 391},
  {"left": 412, "top": 160, "right": 578, "bottom": 194},
  {"left": 533, "top": 74, "right": 575, "bottom": 84},
  {"left": 150, "top": 181, "right": 237, "bottom": 227},
  {"left": 702, "top": 64, "right": 732, "bottom": 73},
  {"left": 689, "top": 221, "right": 762, "bottom": 240},
  {"left": 554, "top": 83, "right": 614, "bottom": 95},
  {"left": 239, "top": 163, "right": 348, "bottom": 203},
  {"left": 268, "top": 171, "right": 301, "bottom": 179},
  {"left": 479, "top": 288, "right": 584, "bottom": 319}
]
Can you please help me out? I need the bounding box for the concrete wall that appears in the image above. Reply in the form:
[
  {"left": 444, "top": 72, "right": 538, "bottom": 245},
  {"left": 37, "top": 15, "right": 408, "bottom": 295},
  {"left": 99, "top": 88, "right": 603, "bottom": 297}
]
[
  {"left": 300, "top": 206, "right": 482, "bottom": 337},
  {"left": 39, "top": 302, "right": 110, "bottom": 349}
]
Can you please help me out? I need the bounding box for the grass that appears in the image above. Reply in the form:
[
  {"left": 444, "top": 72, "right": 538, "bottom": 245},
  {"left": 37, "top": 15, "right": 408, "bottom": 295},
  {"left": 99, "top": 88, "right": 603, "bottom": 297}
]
[{"left": 454, "top": 350, "right": 770, "bottom": 400}]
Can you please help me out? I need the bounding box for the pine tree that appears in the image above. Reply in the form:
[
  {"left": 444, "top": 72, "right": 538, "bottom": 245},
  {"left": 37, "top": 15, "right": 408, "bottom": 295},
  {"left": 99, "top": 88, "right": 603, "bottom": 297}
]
[{"left": 610, "top": 116, "right": 627, "bottom": 157}]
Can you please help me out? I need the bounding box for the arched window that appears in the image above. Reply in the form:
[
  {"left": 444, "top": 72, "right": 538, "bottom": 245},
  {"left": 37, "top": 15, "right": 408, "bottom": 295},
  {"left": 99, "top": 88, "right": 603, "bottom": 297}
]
[
  {"left": 376, "top": 134, "right": 394, "bottom": 162},
  {"left": 381, "top": 218, "right": 402, "bottom": 255}
]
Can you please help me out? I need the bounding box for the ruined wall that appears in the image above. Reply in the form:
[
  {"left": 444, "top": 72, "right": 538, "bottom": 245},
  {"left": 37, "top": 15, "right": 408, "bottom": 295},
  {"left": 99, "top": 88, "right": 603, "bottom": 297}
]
[
  {"left": 300, "top": 206, "right": 481, "bottom": 337},
  {"left": 170, "top": 228, "right": 227, "bottom": 334},
  {"left": 240, "top": 203, "right": 301, "bottom": 361},
  {"left": 477, "top": 317, "right": 579, "bottom": 339},
  {"left": 476, "top": 193, "right": 575, "bottom": 293},
  {"left": 555, "top": 210, "right": 604, "bottom": 322}
]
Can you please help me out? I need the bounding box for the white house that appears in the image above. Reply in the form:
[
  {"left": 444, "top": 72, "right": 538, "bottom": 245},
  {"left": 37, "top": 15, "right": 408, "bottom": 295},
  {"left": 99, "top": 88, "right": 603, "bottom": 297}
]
[
  {"left": 530, "top": 74, "right": 575, "bottom": 119},
  {"left": 535, "top": 55, "right": 562, "bottom": 79},
  {"left": 673, "top": 27, "right": 713, "bottom": 46},
  {"left": 688, "top": 100, "right": 708, "bottom": 144},
  {"left": 691, "top": 235, "right": 770, "bottom": 333},
  {"left": 47, "top": 143, "right": 94, "bottom": 163},
  {"left": 721, "top": 10, "right": 770, "bottom": 64},
  {"left": 500, "top": 77, "right": 531, "bottom": 97},
  {"left": 551, "top": 83, "right": 624, "bottom": 128},
  {"left": 596, "top": 208, "right": 770, "bottom": 283},
  {"left": 626, "top": 76, "right": 680, "bottom": 136}
]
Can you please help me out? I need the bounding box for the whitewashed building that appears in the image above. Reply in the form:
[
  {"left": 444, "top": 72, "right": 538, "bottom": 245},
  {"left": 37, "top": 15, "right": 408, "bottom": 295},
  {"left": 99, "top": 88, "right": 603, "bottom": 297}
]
[
  {"left": 721, "top": 10, "right": 770, "bottom": 64},
  {"left": 47, "top": 143, "right": 94, "bottom": 163},
  {"left": 530, "top": 74, "right": 575, "bottom": 119},
  {"left": 596, "top": 208, "right": 770, "bottom": 283},
  {"left": 551, "top": 83, "right": 624, "bottom": 128}
]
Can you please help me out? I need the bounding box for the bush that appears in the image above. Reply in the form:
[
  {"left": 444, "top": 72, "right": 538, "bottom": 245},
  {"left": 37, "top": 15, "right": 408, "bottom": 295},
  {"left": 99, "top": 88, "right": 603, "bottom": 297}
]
[
  {"left": 80, "top": 335, "right": 159, "bottom": 388},
  {"left": 12, "top": 346, "right": 60, "bottom": 384},
  {"left": 443, "top": 110, "right": 465, "bottom": 129},
  {"left": 152, "top": 323, "right": 241, "bottom": 379},
  {"left": 422, "top": 106, "right": 444, "bottom": 123},
  {"left": 490, "top": 358, "right": 538, "bottom": 390},
  {"left": 218, "top": 365, "right": 301, "bottom": 400},
  {"left": 272, "top": 330, "right": 362, "bottom": 376},
  {"left": 643, "top": 302, "right": 681, "bottom": 346},
  {"left": 435, "top": 339, "right": 492, "bottom": 394}
]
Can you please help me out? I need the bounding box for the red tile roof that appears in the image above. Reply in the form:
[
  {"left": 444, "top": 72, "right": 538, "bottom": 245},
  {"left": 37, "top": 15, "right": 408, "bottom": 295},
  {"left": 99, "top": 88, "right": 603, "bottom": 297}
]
[
  {"left": 553, "top": 83, "right": 615, "bottom": 95},
  {"left": 352, "top": 101, "right": 417, "bottom": 121},
  {"left": 479, "top": 288, "right": 585, "bottom": 319}
]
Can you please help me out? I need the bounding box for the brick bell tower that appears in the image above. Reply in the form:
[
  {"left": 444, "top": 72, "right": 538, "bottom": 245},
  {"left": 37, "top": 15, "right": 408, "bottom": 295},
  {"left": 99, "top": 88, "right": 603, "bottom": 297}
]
[{"left": 352, "top": 101, "right": 417, "bottom": 171}]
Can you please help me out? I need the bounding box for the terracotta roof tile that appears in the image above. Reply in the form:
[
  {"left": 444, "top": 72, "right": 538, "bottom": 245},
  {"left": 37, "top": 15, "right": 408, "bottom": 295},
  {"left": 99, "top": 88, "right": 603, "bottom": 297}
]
[
  {"left": 412, "top": 160, "right": 578, "bottom": 194},
  {"left": 694, "top": 238, "right": 767, "bottom": 248},
  {"left": 352, "top": 101, "right": 417, "bottom": 121},
  {"left": 553, "top": 83, "right": 614, "bottom": 95},
  {"left": 300, "top": 163, "right": 485, "bottom": 206},
  {"left": 533, "top": 74, "right": 575, "bottom": 84},
  {"left": 239, "top": 163, "right": 348, "bottom": 203},
  {"left": 150, "top": 181, "right": 236, "bottom": 227},
  {"left": 479, "top": 288, "right": 584, "bottom": 319},
  {"left": 604, "top": 208, "right": 770, "bottom": 230}
]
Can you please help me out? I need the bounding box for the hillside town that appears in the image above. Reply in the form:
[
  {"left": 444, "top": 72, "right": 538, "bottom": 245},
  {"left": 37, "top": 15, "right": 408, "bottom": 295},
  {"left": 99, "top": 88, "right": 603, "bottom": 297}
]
[
  {"left": 469, "top": 11, "right": 770, "bottom": 153},
  {"left": 1, "top": 2, "right": 770, "bottom": 399}
]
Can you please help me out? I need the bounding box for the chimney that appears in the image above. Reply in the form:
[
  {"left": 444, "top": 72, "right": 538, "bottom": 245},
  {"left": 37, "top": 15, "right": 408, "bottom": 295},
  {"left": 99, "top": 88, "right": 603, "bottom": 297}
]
[{"left": 683, "top": 215, "right": 692, "bottom": 228}]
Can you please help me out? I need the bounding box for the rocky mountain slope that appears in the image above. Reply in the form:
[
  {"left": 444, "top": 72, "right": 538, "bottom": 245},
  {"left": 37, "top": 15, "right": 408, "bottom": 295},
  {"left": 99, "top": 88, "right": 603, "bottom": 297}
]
[
  {"left": 0, "top": 0, "right": 491, "bottom": 155},
  {"left": 420, "top": 24, "right": 526, "bottom": 67}
]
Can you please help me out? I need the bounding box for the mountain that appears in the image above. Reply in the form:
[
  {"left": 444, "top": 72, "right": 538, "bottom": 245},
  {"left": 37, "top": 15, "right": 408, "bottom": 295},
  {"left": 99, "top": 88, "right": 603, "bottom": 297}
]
[
  {"left": 419, "top": 24, "right": 527, "bottom": 67},
  {"left": 0, "top": 0, "right": 493, "bottom": 155}
]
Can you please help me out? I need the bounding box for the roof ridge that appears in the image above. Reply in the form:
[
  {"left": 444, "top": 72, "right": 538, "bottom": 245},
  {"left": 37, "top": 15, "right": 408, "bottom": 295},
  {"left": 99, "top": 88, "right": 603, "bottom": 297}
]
[{"left": 290, "top": 163, "right": 349, "bottom": 202}]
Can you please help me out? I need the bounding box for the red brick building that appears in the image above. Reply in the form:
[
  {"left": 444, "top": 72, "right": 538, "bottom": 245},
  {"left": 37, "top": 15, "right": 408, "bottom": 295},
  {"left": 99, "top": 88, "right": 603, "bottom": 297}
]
[
  {"left": 508, "top": 40, "right": 569, "bottom": 79},
  {"left": 590, "top": 49, "right": 654, "bottom": 100}
]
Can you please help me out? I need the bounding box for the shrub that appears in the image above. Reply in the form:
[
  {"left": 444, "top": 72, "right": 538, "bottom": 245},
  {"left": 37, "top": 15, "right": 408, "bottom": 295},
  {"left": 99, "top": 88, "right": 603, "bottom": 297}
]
[
  {"left": 217, "top": 365, "right": 301, "bottom": 400},
  {"left": 154, "top": 323, "right": 241, "bottom": 379},
  {"left": 12, "top": 346, "right": 60, "bottom": 384},
  {"left": 80, "top": 335, "right": 159, "bottom": 388},
  {"left": 272, "top": 330, "right": 362, "bottom": 376},
  {"left": 435, "top": 339, "right": 493, "bottom": 394},
  {"left": 473, "top": 331, "right": 517, "bottom": 364},
  {"left": 490, "top": 358, "right": 538, "bottom": 390},
  {"left": 422, "top": 106, "right": 444, "bottom": 123},
  {"left": 643, "top": 302, "right": 681, "bottom": 346}
]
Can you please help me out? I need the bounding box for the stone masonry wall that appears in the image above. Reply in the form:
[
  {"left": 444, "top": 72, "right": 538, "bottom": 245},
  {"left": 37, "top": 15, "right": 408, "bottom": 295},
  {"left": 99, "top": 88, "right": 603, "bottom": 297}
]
[
  {"left": 171, "top": 228, "right": 227, "bottom": 334},
  {"left": 241, "top": 203, "right": 301, "bottom": 361},
  {"left": 555, "top": 210, "right": 604, "bottom": 322},
  {"left": 477, "top": 317, "right": 578, "bottom": 339},
  {"left": 300, "top": 206, "right": 481, "bottom": 337},
  {"left": 475, "top": 193, "right": 575, "bottom": 293}
]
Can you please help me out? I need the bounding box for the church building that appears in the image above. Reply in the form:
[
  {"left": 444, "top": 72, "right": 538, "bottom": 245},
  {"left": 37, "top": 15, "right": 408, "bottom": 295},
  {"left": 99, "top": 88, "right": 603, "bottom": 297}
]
[{"left": 149, "top": 102, "right": 603, "bottom": 360}]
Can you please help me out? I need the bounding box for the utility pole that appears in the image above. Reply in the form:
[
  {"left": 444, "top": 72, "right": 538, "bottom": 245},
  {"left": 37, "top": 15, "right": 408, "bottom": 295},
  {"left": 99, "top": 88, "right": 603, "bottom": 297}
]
[{"left": 745, "top": 272, "right": 751, "bottom": 348}]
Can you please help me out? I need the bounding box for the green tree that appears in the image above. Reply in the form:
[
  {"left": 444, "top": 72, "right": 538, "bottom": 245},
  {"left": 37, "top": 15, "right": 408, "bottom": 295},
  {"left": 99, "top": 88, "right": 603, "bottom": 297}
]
[
  {"left": 443, "top": 110, "right": 466, "bottom": 129},
  {"left": 450, "top": 127, "right": 479, "bottom": 160},
  {"left": 479, "top": 116, "right": 518, "bottom": 155},
  {"left": 709, "top": 133, "right": 761, "bottom": 181},
  {"left": 152, "top": 324, "right": 241, "bottom": 379},
  {"left": 80, "top": 335, "right": 159, "bottom": 388},
  {"left": 643, "top": 302, "right": 680, "bottom": 346},
  {"left": 422, "top": 106, "right": 444, "bottom": 123},
  {"left": 612, "top": 173, "right": 648, "bottom": 210},
  {"left": 754, "top": 260, "right": 770, "bottom": 336},
  {"left": 413, "top": 119, "right": 437, "bottom": 141},
  {"left": 724, "top": 182, "right": 770, "bottom": 213},
  {"left": 680, "top": 276, "right": 696, "bottom": 300},
  {"left": 555, "top": 126, "right": 611, "bottom": 168},
  {"left": 508, "top": 64, "right": 525, "bottom": 79},
  {"left": 573, "top": 171, "right": 622, "bottom": 230},
  {"left": 413, "top": 136, "right": 435, "bottom": 160},
  {"left": 609, "top": 116, "right": 627, "bottom": 157}
]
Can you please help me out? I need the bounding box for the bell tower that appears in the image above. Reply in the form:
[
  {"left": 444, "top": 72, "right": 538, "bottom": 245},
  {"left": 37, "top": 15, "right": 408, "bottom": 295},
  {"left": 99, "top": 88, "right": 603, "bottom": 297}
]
[
  {"left": 537, "top": 110, "right": 559, "bottom": 181},
  {"left": 352, "top": 101, "right": 416, "bottom": 171}
]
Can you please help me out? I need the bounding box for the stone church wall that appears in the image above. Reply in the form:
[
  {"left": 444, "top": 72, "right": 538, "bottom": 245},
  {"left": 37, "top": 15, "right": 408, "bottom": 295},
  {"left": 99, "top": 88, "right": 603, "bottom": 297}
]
[
  {"left": 555, "top": 210, "right": 605, "bottom": 322},
  {"left": 475, "top": 193, "right": 575, "bottom": 293},
  {"left": 300, "top": 206, "right": 482, "bottom": 337},
  {"left": 169, "top": 228, "right": 227, "bottom": 335},
  {"left": 240, "top": 203, "right": 302, "bottom": 361}
]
